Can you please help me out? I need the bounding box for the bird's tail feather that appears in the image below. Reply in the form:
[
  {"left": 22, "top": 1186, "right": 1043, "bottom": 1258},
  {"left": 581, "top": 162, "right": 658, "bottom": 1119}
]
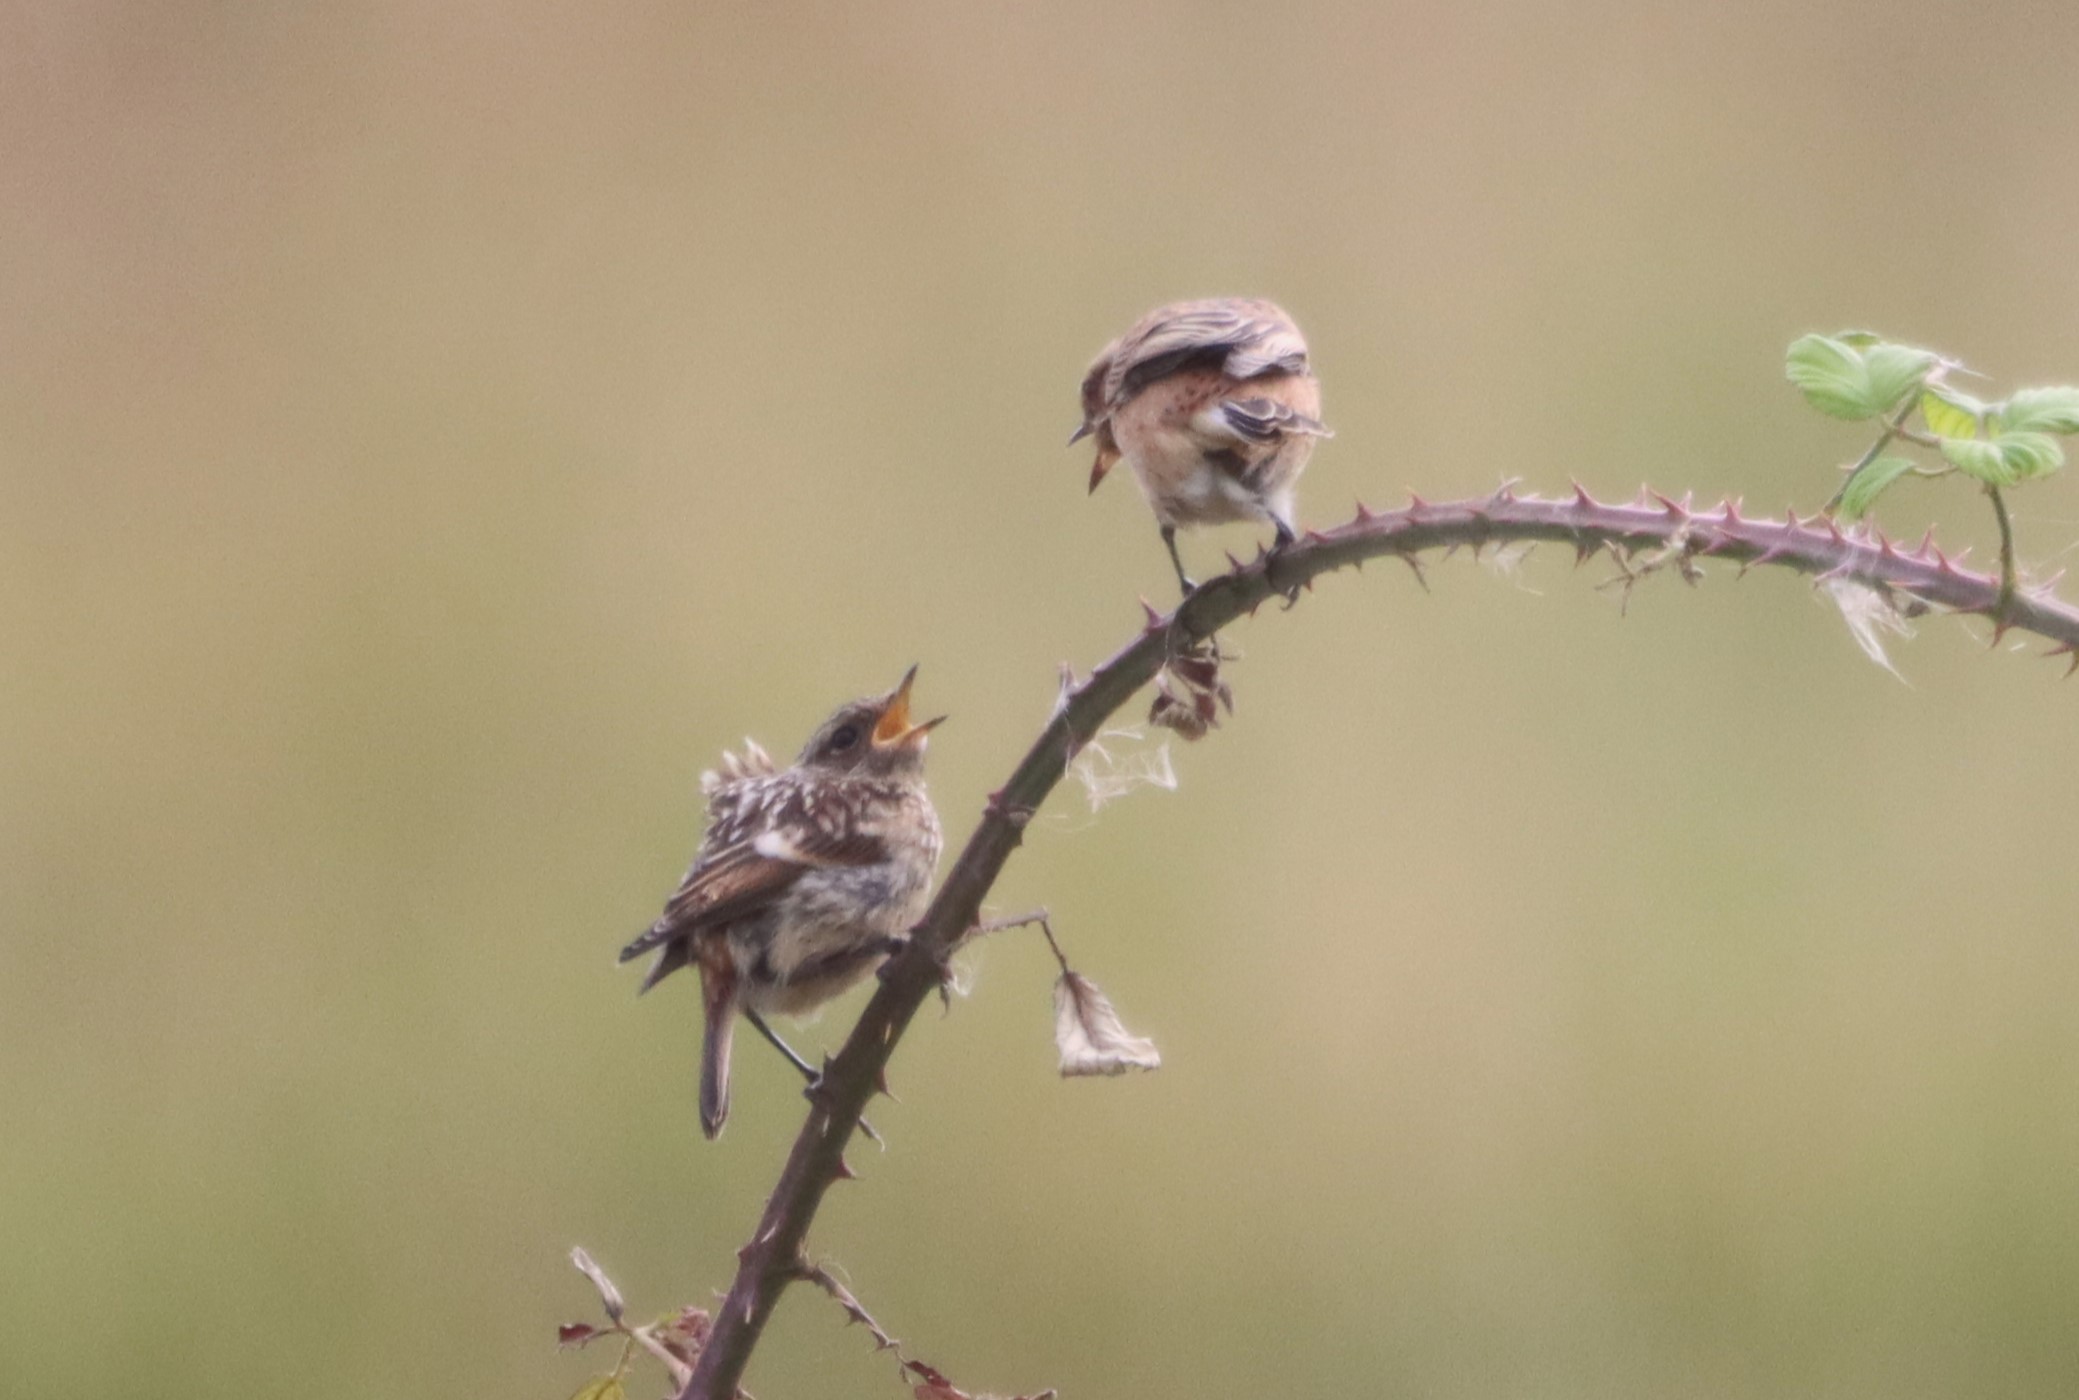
[{"left": 699, "top": 967, "right": 737, "bottom": 1139}]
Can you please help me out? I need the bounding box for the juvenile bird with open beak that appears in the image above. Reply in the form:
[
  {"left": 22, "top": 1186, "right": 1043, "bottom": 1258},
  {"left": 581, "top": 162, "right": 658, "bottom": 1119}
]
[
  {"left": 1073, "top": 297, "right": 1331, "bottom": 593},
  {"left": 620, "top": 667, "right": 944, "bottom": 1139}
]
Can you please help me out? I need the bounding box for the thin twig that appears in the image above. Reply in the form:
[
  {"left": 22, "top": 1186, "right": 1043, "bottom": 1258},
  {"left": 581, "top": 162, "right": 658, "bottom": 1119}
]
[
  {"left": 678, "top": 484, "right": 2079, "bottom": 1400},
  {"left": 1990, "top": 483, "right": 2019, "bottom": 620},
  {"left": 1826, "top": 396, "right": 1924, "bottom": 513}
]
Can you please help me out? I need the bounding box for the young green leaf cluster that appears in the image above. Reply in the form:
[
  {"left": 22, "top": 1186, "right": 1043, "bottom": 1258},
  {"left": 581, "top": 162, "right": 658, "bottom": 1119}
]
[
  {"left": 1786, "top": 331, "right": 2079, "bottom": 607},
  {"left": 1787, "top": 332, "right": 2079, "bottom": 514}
]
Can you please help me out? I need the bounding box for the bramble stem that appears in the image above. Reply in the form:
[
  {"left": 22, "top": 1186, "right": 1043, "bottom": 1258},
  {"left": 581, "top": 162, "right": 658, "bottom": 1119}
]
[{"left": 678, "top": 485, "right": 2079, "bottom": 1400}]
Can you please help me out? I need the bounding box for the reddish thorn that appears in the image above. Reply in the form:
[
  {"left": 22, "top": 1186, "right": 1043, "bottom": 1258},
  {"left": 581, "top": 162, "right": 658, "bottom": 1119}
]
[
  {"left": 737, "top": 1242, "right": 759, "bottom": 1265},
  {"left": 1224, "top": 550, "right": 1245, "bottom": 571},
  {"left": 1737, "top": 543, "right": 1789, "bottom": 578},
  {"left": 1303, "top": 527, "right": 1327, "bottom": 543},
  {"left": 1824, "top": 518, "right": 1844, "bottom": 544},
  {"left": 1914, "top": 527, "right": 1937, "bottom": 558},
  {"left": 1398, "top": 554, "right": 1430, "bottom": 592},
  {"left": 873, "top": 1066, "right": 899, "bottom": 1102},
  {"left": 1651, "top": 490, "right": 1684, "bottom": 516},
  {"left": 1572, "top": 480, "right": 1596, "bottom": 508},
  {"left": 833, "top": 1154, "right": 858, "bottom": 1181},
  {"left": 1407, "top": 492, "right": 1429, "bottom": 514},
  {"left": 1353, "top": 500, "right": 1376, "bottom": 521}
]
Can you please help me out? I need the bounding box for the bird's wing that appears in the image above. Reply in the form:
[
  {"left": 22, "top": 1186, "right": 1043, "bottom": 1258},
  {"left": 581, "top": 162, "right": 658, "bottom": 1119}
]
[
  {"left": 1209, "top": 396, "right": 1333, "bottom": 446},
  {"left": 1106, "top": 300, "right": 1310, "bottom": 406},
  {"left": 618, "top": 796, "right": 889, "bottom": 965}
]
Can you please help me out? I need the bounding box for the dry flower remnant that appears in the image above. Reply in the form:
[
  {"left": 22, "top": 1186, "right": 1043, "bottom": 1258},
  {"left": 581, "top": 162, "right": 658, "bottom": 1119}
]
[
  {"left": 1147, "top": 634, "right": 1235, "bottom": 740},
  {"left": 1033, "top": 914, "right": 1161, "bottom": 1077}
]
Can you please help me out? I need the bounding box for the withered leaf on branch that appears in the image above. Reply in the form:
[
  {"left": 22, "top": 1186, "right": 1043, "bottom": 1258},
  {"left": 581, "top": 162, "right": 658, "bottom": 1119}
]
[
  {"left": 1053, "top": 970, "right": 1162, "bottom": 1077},
  {"left": 1147, "top": 637, "right": 1234, "bottom": 741},
  {"left": 651, "top": 1306, "right": 713, "bottom": 1367},
  {"left": 569, "top": 1246, "right": 624, "bottom": 1323},
  {"left": 556, "top": 1322, "right": 602, "bottom": 1349}
]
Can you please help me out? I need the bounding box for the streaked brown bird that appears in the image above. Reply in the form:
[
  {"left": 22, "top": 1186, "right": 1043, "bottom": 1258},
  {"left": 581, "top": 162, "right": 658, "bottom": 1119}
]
[
  {"left": 1072, "top": 297, "right": 1331, "bottom": 593},
  {"left": 620, "top": 668, "right": 944, "bottom": 1139}
]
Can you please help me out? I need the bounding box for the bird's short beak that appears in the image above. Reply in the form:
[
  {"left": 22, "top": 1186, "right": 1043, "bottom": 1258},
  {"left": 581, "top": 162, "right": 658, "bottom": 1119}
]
[
  {"left": 1067, "top": 420, "right": 1094, "bottom": 446},
  {"left": 873, "top": 665, "right": 947, "bottom": 747}
]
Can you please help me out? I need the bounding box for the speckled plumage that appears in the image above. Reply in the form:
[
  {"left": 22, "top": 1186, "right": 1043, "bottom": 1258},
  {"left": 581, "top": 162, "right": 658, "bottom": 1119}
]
[
  {"left": 1073, "top": 297, "right": 1330, "bottom": 591},
  {"left": 619, "top": 672, "right": 943, "bottom": 1138}
]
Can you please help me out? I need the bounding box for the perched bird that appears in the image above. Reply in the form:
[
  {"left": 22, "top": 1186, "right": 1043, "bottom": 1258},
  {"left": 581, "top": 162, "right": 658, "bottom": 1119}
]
[
  {"left": 1072, "top": 297, "right": 1331, "bottom": 593},
  {"left": 620, "top": 668, "right": 944, "bottom": 1139}
]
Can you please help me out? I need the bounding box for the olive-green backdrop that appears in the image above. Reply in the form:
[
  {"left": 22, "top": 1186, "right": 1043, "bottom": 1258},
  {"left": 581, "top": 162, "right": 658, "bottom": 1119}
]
[{"left": 7, "top": 3, "right": 2078, "bottom": 1397}]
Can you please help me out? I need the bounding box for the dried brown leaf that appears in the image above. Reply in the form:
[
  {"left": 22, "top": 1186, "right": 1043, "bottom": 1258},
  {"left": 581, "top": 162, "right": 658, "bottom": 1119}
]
[{"left": 651, "top": 1305, "right": 713, "bottom": 1366}]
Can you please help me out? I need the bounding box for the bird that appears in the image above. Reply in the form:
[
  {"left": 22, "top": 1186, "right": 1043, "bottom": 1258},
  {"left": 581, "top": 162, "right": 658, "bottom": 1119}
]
[
  {"left": 619, "top": 667, "right": 944, "bottom": 1139},
  {"left": 1072, "top": 297, "right": 1331, "bottom": 593}
]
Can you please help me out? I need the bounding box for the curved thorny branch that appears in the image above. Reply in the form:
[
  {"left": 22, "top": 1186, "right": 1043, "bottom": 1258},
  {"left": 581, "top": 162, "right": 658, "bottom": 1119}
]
[{"left": 679, "top": 484, "right": 2079, "bottom": 1400}]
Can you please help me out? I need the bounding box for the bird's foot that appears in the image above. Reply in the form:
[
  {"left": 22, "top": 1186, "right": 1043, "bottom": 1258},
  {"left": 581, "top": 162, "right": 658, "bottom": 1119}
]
[{"left": 1265, "top": 522, "right": 1304, "bottom": 606}]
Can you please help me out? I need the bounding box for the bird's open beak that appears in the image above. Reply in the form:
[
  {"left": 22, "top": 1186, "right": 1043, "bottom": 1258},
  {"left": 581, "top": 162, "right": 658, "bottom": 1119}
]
[{"left": 873, "top": 665, "right": 947, "bottom": 747}]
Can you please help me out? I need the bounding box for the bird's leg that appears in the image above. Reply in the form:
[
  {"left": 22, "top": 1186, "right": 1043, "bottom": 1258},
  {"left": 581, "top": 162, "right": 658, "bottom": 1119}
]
[
  {"left": 1161, "top": 524, "right": 1196, "bottom": 595},
  {"left": 744, "top": 1007, "right": 885, "bottom": 1148},
  {"left": 1266, "top": 516, "right": 1303, "bottom": 605},
  {"left": 742, "top": 1007, "right": 818, "bottom": 1080}
]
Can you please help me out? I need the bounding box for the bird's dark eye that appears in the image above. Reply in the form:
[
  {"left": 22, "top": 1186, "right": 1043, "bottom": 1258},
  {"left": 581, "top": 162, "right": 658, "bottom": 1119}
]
[{"left": 827, "top": 723, "right": 861, "bottom": 753}]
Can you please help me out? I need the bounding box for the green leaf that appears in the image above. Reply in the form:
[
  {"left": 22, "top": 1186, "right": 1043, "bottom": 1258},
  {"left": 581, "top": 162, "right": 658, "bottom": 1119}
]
[
  {"left": 1786, "top": 335, "right": 1879, "bottom": 419},
  {"left": 1922, "top": 385, "right": 1986, "bottom": 440},
  {"left": 1941, "top": 436, "right": 2016, "bottom": 485},
  {"left": 1837, "top": 455, "right": 1919, "bottom": 521},
  {"left": 1997, "top": 430, "right": 2064, "bottom": 481},
  {"left": 1999, "top": 386, "right": 2079, "bottom": 436},
  {"left": 1862, "top": 344, "right": 1938, "bottom": 415},
  {"left": 569, "top": 1378, "right": 626, "bottom": 1400}
]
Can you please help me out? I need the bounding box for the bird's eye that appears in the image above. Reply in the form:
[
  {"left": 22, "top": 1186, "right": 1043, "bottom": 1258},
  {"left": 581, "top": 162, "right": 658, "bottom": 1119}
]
[{"left": 827, "top": 723, "right": 861, "bottom": 753}]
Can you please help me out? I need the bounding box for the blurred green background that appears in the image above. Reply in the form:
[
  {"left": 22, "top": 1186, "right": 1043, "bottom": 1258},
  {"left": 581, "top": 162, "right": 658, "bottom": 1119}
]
[{"left": 7, "top": 3, "right": 2079, "bottom": 1397}]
